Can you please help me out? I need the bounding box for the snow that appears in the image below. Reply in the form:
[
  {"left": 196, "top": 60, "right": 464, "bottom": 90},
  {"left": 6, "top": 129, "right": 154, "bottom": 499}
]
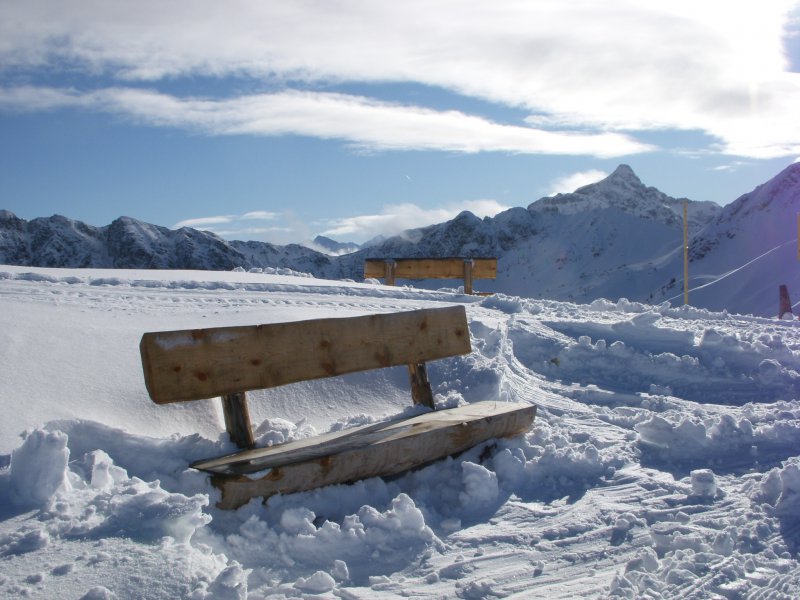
[{"left": 1, "top": 265, "right": 800, "bottom": 598}]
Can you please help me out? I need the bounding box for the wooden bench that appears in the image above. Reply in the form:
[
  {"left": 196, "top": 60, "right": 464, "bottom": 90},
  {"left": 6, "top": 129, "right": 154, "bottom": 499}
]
[
  {"left": 364, "top": 257, "right": 497, "bottom": 295},
  {"left": 139, "top": 305, "right": 535, "bottom": 509}
]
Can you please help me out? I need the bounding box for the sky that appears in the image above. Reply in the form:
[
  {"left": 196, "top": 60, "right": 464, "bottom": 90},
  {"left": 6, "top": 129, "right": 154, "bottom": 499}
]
[{"left": 1, "top": 1, "right": 799, "bottom": 245}]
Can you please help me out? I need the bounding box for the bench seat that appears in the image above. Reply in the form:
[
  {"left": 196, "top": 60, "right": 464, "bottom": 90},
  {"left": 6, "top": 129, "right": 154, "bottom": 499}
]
[{"left": 195, "top": 400, "right": 536, "bottom": 509}]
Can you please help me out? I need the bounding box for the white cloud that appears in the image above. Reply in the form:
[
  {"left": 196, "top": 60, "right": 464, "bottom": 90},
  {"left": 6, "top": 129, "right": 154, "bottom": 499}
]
[
  {"left": 546, "top": 170, "right": 608, "bottom": 196},
  {"left": 241, "top": 211, "right": 279, "bottom": 220},
  {"left": 172, "top": 215, "right": 236, "bottom": 228},
  {"left": 0, "top": 1, "right": 798, "bottom": 158},
  {"left": 321, "top": 199, "right": 511, "bottom": 243},
  {"left": 172, "top": 211, "right": 277, "bottom": 231},
  {"left": 0, "top": 86, "right": 650, "bottom": 157},
  {"left": 710, "top": 161, "right": 749, "bottom": 172}
]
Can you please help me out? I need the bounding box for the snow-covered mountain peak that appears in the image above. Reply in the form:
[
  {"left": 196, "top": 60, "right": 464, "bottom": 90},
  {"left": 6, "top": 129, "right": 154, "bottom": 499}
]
[
  {"left": 531, "top": 164, "right": 668, "bottom": 213},
  {"left": 528, "top": 164, "right": 719, "bottom": 234},
  {"left": 608, "top": 162, "right": 637, "bottom": 179},
  {"left": 581, "top": 163, "right": 642, "bottom": 193}
]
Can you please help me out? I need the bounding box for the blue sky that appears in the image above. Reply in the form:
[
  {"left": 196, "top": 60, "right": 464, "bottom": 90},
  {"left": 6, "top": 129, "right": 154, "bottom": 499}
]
[{"left": 1, "top": 1, "right": 799, "bottom": 245}]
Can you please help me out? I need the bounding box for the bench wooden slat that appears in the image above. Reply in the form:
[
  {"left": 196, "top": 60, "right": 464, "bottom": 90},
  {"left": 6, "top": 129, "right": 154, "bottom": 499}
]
[
  {"left": 140, "top": 305, "right": 470, "bottom": 404},
  {"left": 195, "top": 401, "right": 536, "bottom": 510},
  {"left": 364, "top": 258, "right": 497, "bottom": 280}
]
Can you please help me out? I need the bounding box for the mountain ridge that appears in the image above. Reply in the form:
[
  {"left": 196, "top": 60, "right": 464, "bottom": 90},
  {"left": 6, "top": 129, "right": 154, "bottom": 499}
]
[{"left": 4, "top": 162, "right": 800, "bottom": 316}]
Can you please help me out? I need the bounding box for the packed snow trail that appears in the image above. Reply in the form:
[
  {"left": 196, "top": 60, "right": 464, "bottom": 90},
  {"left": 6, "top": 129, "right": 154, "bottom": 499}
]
[{"left": 1, "top": 266, "right": 799, "bottom": 599}]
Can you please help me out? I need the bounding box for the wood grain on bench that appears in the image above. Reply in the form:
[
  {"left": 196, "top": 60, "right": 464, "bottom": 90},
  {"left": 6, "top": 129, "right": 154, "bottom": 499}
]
[
  {"left": 364, "top": 257, "right": 497, "bottom": 294},
  {"left": 141, "top": 306, "right": 470, "bottom": 404},
  {"left": 364, "top": 258, "right": 497, "bottom": 280}
]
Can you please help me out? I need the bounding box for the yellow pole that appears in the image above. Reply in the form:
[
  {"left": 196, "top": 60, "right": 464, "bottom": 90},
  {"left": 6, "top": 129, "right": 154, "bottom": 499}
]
[{"left": 683, "top": 201, "right": 689, "bottom": 305}]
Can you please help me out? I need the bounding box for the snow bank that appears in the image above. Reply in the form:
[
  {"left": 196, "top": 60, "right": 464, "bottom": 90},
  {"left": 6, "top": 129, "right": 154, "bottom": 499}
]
[
  {"left": 635, "top": 403, "right": 800, "bottom": 471},
  {"left": 8, "top": 430, "right": 71, "bottom": 508},
  {"left": 4, "top": 429, "right": 210, "bottom": 544}
]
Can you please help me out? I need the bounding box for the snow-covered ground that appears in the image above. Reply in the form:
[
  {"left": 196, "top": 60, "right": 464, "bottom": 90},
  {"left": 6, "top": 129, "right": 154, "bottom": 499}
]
[{"left": 1, "top": 265, "right": 800, "bottom": 599}]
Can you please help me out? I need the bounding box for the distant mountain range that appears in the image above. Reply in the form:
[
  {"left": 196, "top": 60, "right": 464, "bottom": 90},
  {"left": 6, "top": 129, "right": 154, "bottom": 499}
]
[
  {"left": 312, "top": 235, "right": 362, "bottom": 256},
  {"left": 0, "top": 210, "right": 335, "bottom": 274},
  {"left": 3, "top": 162, "right": 800, "bottom": 317}
]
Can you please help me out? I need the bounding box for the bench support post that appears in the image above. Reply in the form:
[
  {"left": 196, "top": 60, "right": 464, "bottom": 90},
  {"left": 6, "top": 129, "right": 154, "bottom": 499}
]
[
  {"left": 408, "top": 363, "right": 435, "bottom": 409},
  {"left": 384, "top": 260, "right": 397, "bottom": 286},
  {"left": 463, "top": 259, "right": 474, "bottom": 295},
  {"left": 221, "top": 391, "right": 255, "bottom": 449}
]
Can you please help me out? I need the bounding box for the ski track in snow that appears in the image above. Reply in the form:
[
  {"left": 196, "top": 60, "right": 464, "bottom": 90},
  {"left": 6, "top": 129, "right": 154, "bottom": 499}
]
[
  {"left": 664, "top": 237, "right": 797, "bottom": 305},
  {"left": 1, "top": 267, "right": 799, "bottom": 599}
]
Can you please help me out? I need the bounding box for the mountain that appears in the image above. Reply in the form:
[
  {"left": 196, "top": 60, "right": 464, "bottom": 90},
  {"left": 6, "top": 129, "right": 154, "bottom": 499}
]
[
  {"left": 0, "top": 211, "right": 333, "bottom": 273},
  {"left": 231, "top": 239, "right": 337, "bottom": 276},
  {"left": 531, "top": 164, "right": 719, "bottom": 235},
  {"left": 5, "top": 162, "right": 800, "bottom": 317},
  {"left": 350, "top": 165, "right": 720, "bottom": 301},
  {"left": 310, "top": 235, "right": 361, "bottom": 256},
  {"left": 648, "top": 161, "right": 800, "bottom": 315},
  {"left": 345, "top": 162, "right": 799, "bottom": 315}
]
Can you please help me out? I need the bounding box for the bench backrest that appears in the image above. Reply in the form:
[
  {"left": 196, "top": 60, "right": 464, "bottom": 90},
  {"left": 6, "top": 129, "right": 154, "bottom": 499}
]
[
  {"left": 140, "top": 305, "right": 470, "bottom": 405},
  {"left": 364, "top": 258, "right": 497, "bottom": 281}
]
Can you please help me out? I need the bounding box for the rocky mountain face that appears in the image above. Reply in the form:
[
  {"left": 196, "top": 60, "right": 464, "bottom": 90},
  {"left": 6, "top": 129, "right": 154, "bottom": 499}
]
[{"left": 4, "top": 162, "right": 799, "bottom": 316}]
